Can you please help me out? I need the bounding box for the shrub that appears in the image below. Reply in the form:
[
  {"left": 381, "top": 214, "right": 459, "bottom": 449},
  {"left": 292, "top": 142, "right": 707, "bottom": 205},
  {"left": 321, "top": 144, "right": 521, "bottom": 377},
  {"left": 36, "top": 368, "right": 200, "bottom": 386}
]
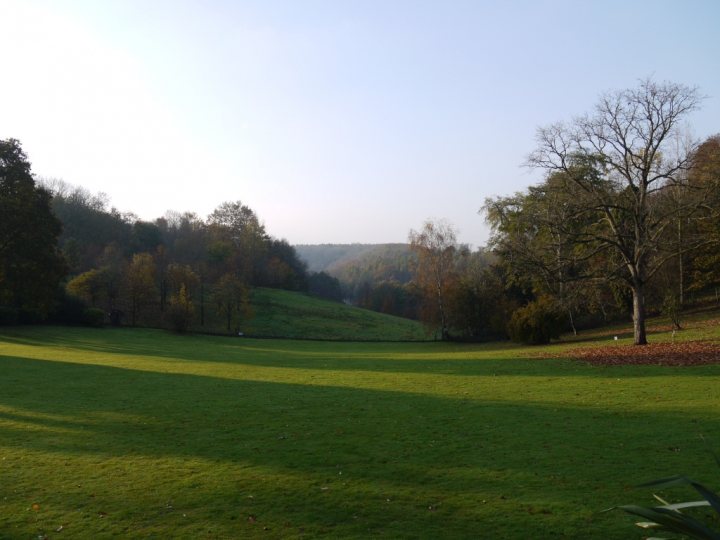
[
  {"left": 82, "top": 307, "right": 105, "bottom": 327},
  {"left": 507, "top": 297, "right": 564, "bottom": 345},
  {"left": 662, "top": 292, "right": 682, "bottom": 330}
]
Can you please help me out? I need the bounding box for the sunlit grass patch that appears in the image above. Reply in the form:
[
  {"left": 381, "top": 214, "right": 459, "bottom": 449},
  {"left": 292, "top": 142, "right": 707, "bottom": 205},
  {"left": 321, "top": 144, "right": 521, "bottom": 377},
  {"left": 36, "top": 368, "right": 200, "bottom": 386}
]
[{"left": 1, "top": 325, "right": 719, "bottom": 538}]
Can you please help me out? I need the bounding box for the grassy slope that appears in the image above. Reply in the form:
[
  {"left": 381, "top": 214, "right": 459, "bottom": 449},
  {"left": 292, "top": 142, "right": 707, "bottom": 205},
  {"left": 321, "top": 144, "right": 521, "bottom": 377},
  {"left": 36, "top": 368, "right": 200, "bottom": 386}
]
[
  {"left": 0, "top": 318, "right": 719, "bottom": 538},
  {"left": 240, "top": 288, "right": 426, "bottom": 341}
]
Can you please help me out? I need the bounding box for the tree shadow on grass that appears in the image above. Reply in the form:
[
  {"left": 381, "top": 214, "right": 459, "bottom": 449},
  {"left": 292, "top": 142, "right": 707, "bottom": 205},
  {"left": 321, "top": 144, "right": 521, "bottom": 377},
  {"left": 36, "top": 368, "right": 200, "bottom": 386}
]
[
  {"left": 1, "top": 353, "right": 719, "bottom": 537},
  {"left": 3, "top": 327, "right": 718, "bottom": 380}
]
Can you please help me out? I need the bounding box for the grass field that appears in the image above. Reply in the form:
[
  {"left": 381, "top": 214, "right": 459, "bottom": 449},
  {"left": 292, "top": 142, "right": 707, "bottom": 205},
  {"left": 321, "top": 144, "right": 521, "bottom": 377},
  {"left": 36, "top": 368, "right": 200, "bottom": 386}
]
[
  {"left": 1, "top": 322, "right": 719, "bottom": 538},
  {"left": 190, "top": 287, "right": 427, "bottom": 341}
]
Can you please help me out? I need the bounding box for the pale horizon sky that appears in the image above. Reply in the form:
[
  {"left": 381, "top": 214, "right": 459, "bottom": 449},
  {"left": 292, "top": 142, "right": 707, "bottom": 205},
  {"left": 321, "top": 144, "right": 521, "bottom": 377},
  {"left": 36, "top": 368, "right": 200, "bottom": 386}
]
[{"left": 1, "top": 0, "right": 719, "bottom": 247}]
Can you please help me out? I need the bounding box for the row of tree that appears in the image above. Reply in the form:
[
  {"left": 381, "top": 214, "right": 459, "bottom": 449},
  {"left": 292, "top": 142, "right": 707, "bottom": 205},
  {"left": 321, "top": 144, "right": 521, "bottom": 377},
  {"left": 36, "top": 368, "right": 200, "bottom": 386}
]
[
  {"left": 55, "top": 194, "right": 343, "bottom": 331},
  {"left": 2, "top": 79, "right": 717, "bottom": 344},
  {"left": 0, "top": 141, "right": 347, "bottom": 332},
  {"left": 407, "top": 80, "right": 720, "bottom": 345}
]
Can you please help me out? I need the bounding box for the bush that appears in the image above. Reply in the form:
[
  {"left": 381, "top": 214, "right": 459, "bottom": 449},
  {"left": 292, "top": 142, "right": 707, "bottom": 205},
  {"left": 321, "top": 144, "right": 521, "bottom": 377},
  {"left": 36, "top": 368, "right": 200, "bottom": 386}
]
[
  {"left": 662, "top": 292, "right": 682, "bottom": 330},
  {"left": 507, "top": 297, "right": 564, "bottom": 344},
  {"left": 82, "top": 307, "right": 105, "bottom": 327}
]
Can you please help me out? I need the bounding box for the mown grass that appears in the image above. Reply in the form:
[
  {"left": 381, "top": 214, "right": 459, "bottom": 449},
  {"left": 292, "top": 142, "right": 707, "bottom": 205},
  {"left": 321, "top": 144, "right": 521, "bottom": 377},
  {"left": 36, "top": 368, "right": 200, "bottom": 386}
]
[
  {"left": 203, "top": 287, "right": 427, "bottom": 341},
  {"left": 1, "top": 323, "right": 719, "bottom": 538}
]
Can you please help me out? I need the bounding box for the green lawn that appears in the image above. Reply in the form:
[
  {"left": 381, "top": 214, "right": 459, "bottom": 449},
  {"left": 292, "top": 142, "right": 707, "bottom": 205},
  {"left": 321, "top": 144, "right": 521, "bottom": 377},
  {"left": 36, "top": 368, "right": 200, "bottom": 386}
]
[
  {"left": 1, "top": 325, "right": 719, "bottom": 538},
  {"left": 198, "top": 287, "right": 427, "bottom": 341},
  {"left": 243, "top": 288, "right": 427, "bottom": 341}
]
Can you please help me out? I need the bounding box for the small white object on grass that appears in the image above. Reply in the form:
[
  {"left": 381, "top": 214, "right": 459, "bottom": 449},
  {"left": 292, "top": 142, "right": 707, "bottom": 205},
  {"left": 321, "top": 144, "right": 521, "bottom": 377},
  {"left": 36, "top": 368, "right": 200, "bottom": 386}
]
[{"left": 614, "top": 336, "right": 618, "bottom": 341}]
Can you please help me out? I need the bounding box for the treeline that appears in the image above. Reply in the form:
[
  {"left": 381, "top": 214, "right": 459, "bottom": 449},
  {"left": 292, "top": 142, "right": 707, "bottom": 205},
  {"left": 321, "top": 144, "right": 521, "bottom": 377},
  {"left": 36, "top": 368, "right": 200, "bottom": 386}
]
[
  {"left": 404, "top": 81, "right": 720, "bottom": 344},
  {"left": 337, "top": 244, "right": 505, "bottom": 337},
  {"left": 3, "top": 80, "right": 719, "bottom": 344},
  {"left": 297, "top": 241, "right": 507, "bottom": 340},
  {"left": 49, "top": 182, "right": 350, "bottom": 331},
  {"left": 0, "top": 139, "right": 345, "bottom": 332},
  {"left": 295, "top": 243, "right": 417, "bottom": 316},
  {"left": 294, "top": 244, "right": 385, "bottom": 273},
  {"left": 482, "top": 132, "right": 720, "bottom": 343}
]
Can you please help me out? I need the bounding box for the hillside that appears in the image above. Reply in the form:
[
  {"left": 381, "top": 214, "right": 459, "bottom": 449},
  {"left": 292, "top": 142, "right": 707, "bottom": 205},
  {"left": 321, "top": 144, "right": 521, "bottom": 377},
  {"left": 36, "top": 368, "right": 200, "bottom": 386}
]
[
  {"left": 242, "top": 287, "right": 427, "bottom": 341},
  {"left": 294, "top": 243, "right": 411, "bottom": 275}
]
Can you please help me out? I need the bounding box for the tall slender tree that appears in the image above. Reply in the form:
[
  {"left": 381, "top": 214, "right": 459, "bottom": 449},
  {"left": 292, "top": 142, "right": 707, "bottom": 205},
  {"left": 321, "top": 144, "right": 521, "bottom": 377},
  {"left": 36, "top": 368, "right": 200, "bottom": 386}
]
[{"left": 409, "top": 219, "right": 459, "bottom": 340}]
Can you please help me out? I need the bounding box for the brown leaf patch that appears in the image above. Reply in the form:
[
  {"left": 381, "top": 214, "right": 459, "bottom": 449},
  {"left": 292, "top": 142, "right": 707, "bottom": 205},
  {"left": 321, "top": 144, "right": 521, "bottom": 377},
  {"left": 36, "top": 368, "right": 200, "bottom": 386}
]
[
  {"left": 585, "top": 316, "right": 720, "bottom": 339},
  {"left": 563, "top": 341, "right": 720, "bottom": 366}
]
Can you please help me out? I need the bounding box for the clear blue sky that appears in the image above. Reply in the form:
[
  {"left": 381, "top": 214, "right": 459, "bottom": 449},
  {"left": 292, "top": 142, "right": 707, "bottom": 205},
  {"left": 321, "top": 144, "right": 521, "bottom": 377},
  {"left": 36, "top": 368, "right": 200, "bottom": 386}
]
[{"left": 1, "top": 0, "right": 718, "bottom": 246}]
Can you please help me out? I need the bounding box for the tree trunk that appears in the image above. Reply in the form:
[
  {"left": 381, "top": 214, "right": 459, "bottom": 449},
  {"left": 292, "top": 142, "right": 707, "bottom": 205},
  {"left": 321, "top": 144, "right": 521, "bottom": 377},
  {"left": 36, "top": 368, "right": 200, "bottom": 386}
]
[
  {"left": 631, "top": 282, "right": 647, "bottom": 345},
  {"left": 677, "top": 217, "right": 684, "bottom": 306},
  {"left": 437, "top": 295, "right": 448, "bottom": 340},
  {"left": 160, "top": 278, "right": 167, "bottom": 313},
  {"left": 436, "top": 280, "right": 448, "bottom": 340},
  {"left": 200, "top": 281, "right": 205, "bottom": 326},
  {"left": 568, "top": 308, "right": 577, "bottom": 336},
  {"left": 593, "top": 290, "right": 608, "bottom": 322}
]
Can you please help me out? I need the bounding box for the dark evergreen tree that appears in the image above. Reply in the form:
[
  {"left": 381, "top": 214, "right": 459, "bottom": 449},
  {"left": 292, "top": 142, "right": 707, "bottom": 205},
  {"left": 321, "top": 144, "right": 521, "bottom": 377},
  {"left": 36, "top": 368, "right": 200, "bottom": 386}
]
[{"left": 0, "top": 139, "right": 66, "bottom": 322}]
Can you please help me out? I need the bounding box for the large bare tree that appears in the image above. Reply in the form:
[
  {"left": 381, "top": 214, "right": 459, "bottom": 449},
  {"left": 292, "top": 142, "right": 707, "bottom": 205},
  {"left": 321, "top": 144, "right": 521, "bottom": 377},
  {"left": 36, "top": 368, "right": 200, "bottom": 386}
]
[{"left": 527, "top": 79, "right": 711, "bottom": 345}]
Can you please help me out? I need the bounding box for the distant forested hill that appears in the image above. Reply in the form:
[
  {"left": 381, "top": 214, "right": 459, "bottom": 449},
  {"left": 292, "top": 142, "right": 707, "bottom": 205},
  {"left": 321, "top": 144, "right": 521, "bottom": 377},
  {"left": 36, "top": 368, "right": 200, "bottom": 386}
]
[
  {"left": 295, "top": 244, "right": 419, "bottom": 319},
  {"left": 294, "top": 244, "right": 382, "bottom": 273},
  {"left": 294, "top": 244, "right": 414, "bottom": 283}
]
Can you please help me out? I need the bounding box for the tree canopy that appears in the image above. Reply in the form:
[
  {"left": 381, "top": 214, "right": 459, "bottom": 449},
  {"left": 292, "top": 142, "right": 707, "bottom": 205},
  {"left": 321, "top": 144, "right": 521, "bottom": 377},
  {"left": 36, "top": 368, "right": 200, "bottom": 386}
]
[
  {"left": 523, "top": 79, "right": 715, "bottom": 344},
  {"left": 0, "top": 139, "right": 65, "bottom": 321}
]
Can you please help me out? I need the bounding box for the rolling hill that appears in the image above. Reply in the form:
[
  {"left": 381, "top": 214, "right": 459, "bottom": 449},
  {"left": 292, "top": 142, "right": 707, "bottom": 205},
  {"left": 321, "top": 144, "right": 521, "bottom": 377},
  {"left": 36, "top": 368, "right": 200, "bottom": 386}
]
[{"left": 242, "top": 287, "right": 427, "bottom": 341}]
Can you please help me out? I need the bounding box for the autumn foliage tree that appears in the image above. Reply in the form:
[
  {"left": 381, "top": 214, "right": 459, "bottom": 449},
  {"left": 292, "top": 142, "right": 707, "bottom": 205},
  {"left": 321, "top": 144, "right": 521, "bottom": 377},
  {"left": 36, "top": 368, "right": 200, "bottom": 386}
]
[
  {"left": 409, "top": 219, "right": 460, "bottom": 340},
  {"left": 483, "top": 170, "right": 639, "bottom": 335},
  {"left": 213, "top": 273, "right": 252, "bottom": 332},
  {"left": 686, "top": 135, "right": 720, "bottom": 297},
  {"left": 126, "top": 253, "right": 157, "bottom": 326},
  {"left": 167, "top": 284, "right": 194, "bottom": 333}
]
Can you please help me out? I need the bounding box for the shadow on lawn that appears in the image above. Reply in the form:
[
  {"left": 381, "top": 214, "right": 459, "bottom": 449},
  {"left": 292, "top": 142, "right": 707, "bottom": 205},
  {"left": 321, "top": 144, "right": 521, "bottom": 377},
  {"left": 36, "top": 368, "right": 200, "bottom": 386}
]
[
  {"left": 1, "top": 354, "right": 718, "bottom": 474},
  {"left": 1, "top": 353, "right": 719, "bottom": 537},
  {"left": 3, "top": 327, "right": 717, "bottom": 379}
]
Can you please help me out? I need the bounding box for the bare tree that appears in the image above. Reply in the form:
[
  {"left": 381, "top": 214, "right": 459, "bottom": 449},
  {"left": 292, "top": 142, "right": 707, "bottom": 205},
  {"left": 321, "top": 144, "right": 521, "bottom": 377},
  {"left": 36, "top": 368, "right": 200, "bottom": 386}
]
[
  {"left": 409, "top": 219, "right": 459, "bottom": 340},
  {"left": 528, "top": 79, "right": 710, "bottom": 345}
]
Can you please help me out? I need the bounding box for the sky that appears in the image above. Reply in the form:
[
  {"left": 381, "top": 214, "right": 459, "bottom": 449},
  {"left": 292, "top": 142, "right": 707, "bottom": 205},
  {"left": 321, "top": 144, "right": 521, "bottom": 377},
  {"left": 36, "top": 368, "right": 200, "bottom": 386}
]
[{"left": 1, "top": 0, "right": 719, "bottom": 247}]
